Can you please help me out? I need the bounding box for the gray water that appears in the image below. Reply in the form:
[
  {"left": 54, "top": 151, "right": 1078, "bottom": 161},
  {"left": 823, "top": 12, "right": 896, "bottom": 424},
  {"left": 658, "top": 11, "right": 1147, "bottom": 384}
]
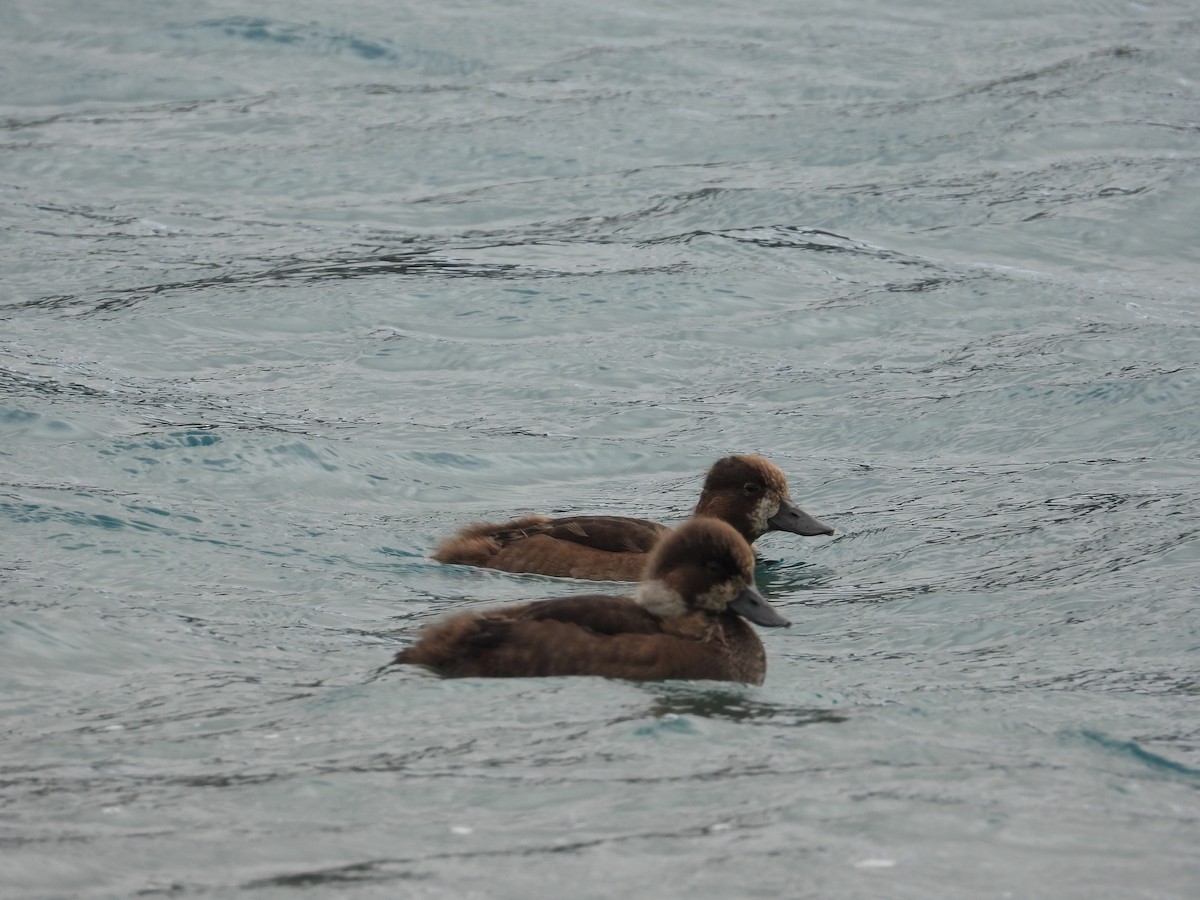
[{"left": 2, "top": 1, "right": 1199, "bottom": 897}]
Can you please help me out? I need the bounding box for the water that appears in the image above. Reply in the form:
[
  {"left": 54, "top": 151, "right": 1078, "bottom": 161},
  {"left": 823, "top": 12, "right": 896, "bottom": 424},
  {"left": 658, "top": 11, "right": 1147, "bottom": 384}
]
[{"left": 2, "top": 0, "right": 1199, "bottom": 896}]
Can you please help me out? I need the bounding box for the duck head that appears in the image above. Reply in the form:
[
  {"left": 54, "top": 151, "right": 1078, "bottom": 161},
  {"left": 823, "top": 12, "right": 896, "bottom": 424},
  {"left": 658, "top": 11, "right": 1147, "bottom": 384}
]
[
  {"left": 635, "top": 518, "right": 790, "bottom": 627},
  {"left": 694, "top": 454, "right": 834, "bottom": 542}
]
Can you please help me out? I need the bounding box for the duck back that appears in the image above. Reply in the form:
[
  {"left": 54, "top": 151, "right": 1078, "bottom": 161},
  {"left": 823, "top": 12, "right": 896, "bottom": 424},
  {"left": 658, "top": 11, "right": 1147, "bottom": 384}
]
[
  {"left": 432, "top": 515, "right": 668, "bottom": 580},
  {"left": 395, "top": 598, "right": 768, "bottom": 684}
]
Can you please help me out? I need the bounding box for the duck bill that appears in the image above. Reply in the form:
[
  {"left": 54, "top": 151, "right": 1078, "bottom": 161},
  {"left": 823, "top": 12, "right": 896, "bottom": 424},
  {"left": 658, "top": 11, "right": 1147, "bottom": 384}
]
[
  {"left": 769, "top": 498, "right": 834, "bottom": 537},
  {"left": 729, "top": 584, "right": 791, "bottom": 628}
]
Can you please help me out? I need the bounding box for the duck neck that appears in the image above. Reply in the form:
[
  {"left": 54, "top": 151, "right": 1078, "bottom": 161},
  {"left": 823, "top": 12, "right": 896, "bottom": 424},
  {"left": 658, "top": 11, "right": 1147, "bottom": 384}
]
[
  {"left": 634, "top": 579, "right": 688, "bottom": 619},
  {"left": 717, "top": 612, "right": 767, "bottom": 684},
  {"left": 691, "top": 503, "right": 760, "bottom": 543}
]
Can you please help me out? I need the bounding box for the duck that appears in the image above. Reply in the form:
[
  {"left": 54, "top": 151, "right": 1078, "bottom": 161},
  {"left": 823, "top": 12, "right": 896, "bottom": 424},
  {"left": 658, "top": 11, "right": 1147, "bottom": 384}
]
[
  {"left": 395, "top": 518, "right": 790, "bottom": 684},
  {"left": 431, "top": 454, "right": 833, "bottom": 581}
]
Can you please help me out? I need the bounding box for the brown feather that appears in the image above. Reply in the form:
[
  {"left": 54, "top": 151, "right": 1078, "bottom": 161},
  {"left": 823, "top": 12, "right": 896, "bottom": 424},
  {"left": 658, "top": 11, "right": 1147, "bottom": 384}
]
[
  {"left": 520, "top": 595, "right": 665, "bottom": 635},
  {"left": 398, "top": 519, "right": 779, "bottom": 684},
  {"left": 433, "top": 515, "right": 663, "bottom": 580},
  {"left": 395, "top": 609, "right": 765, "bottom": 683},
  {"left": 429, "top": 455, "right": 829, "bottom": 581}
]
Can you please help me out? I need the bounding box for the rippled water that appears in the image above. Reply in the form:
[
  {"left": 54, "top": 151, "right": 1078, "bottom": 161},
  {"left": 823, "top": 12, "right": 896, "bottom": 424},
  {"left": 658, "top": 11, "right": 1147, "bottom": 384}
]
[{"left": 3, "top": 1, "right": 1199, "bottom": 897}]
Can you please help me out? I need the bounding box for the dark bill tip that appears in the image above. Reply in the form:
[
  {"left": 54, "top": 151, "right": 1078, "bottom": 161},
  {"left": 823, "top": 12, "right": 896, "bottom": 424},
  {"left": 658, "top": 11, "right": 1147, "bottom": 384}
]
[
  {"left": 768, "top": 498, "right": 835, "bottom": 537},
  {"left": 728, "top": 584, "right": 791, "bottom": 628}
]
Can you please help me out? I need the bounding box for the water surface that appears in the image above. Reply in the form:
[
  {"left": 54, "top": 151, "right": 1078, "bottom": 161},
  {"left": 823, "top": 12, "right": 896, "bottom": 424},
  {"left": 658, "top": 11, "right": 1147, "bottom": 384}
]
[{"left": 2, "top": 1, "right": 1199, "bottom": 897}]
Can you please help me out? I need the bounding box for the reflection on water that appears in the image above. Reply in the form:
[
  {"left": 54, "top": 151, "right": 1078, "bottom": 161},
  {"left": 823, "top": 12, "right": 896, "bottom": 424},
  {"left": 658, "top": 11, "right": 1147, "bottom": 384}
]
[
  {"left": 753, "top": 555, "right": 837, "bottom": 595},
  {"left": 636, "top": 684, "right": 847, "bottom": 727}
]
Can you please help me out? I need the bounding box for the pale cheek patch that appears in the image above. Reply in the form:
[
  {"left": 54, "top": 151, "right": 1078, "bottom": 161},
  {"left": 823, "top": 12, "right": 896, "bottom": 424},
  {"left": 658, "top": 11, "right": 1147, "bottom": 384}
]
[
  {"left": 694, "top": 580, "right": 741, "bottom": 613},
  {"left": 636, "top": 580, "right": 689, "bottom": 618},
  {"left": 750, "top": 496, "right": 778, "bottom": 535}
]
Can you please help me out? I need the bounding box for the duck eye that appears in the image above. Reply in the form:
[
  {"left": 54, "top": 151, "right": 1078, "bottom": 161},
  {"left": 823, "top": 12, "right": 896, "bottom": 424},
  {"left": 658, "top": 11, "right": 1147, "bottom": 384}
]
[
  {"left": 704, "top": 559, "right": 724, "bottom": 574},
  {"left": 743, "top": 482, "right": 762, "bottom": 496}
]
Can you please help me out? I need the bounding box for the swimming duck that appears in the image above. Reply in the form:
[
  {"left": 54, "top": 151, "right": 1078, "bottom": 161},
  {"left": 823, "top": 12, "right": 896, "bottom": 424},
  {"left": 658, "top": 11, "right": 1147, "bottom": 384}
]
[
  {"left": 395, "top": 518, "right": 790, "bottom": 683},
  {"left": 432, "top": 454, "right": 833, "bottom": 581}
]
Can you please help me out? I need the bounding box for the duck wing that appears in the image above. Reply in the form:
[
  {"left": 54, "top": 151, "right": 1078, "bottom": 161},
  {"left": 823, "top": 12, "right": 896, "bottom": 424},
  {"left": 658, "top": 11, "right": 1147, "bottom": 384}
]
[
  {"left": 459, "top": 620, "right": 744, "bottom": 681},
  {"left": 395, "top": 599, "right": 757, "bottom": 683},
  {"left": 517, "top": 594, "right": 664, "bottom": 635},
  {"left": 535, "top": 516, "right": 668, "bottom": 554},
  {"left": 432, "top": 515, "right": 668, "bottom": 580}
]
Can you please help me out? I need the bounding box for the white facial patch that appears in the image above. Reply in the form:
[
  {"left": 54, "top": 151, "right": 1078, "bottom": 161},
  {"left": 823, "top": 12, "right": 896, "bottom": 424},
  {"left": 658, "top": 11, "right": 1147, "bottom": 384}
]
[
  {"left": 750, "top": 496, "right": 779, "bottom": 536},
  {"left": 693, "top": 578, "right": 742, "bottom": 613},
  {"left": 635, "top": 579, "right": 689, "bottom": 618}
]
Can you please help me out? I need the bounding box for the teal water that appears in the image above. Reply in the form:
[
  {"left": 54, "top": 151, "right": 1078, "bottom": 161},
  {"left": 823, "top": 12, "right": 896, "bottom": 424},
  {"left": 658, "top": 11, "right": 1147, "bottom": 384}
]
[{"left": 2, "top": 1, "right": 1199, "bottom": 896}]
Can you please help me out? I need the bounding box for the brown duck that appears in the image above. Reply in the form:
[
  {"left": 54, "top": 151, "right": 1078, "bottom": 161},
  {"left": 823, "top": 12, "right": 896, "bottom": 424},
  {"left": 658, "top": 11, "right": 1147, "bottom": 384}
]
[
  {"left": 396, "top": 518, "right": 791, "bottom": 684},
  {"left": 432, "top": 454, "right": 833, "bottom": 581}
]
